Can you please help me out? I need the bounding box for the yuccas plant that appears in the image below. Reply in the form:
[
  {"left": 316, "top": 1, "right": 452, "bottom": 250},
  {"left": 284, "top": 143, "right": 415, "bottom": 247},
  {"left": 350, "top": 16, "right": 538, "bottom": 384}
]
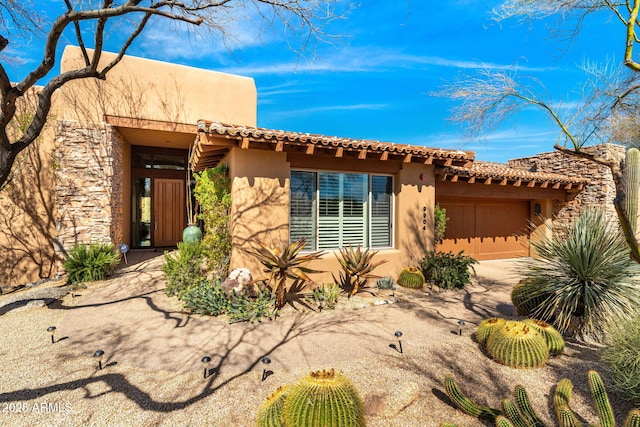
[
  {"left": 397, "top": 267, "right": 425, "bottom": 289},
  {"left": 248, "top": 238, "right": 325, "bottom": 309},
  {"left": 334, "top": 245, "right": 387, "bottom": 296}
]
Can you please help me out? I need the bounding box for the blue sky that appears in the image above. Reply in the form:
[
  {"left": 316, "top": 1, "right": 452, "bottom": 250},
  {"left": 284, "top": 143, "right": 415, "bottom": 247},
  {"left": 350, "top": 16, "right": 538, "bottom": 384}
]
[{"left": 3, "top": 1, "right": 625, "bottom": 163}]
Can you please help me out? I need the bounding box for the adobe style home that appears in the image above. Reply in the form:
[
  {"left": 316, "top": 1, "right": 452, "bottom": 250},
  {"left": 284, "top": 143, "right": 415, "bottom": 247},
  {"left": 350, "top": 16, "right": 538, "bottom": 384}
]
[{"left": 0, "top": 45, "right": 622, "bottom": 286}]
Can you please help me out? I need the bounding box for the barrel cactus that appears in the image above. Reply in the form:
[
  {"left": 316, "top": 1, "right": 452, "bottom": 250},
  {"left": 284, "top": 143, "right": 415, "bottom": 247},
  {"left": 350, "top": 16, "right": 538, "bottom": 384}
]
[
  {"left": 397, "top": 267, "right": 425, "bottom": 289},
  {"left": 486, "top": 321, "right": 549, "bottom": 369},
  {"left": 476, "top": 317, "right": 506, "bottom": 345},
  {"left": 524, "top": 319, "right": 565, "bottom": 356},
  {"left": 257, "top": 385, "right": 290, "bottom": 427},
  {"left": 282, "top": 369, "right": 365, "bottom": 427},
  {"left": 511, "top": 279, "right": 548, "bottom": 317},
  {"left": 625, "top": 410, "right": 640, "bottom": 427}
]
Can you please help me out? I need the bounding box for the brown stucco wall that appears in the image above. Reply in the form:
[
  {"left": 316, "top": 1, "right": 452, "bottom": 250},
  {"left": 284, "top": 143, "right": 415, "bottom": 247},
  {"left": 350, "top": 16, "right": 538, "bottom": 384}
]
[{"left": 225, "top": 148, "right": 437, "bottom": 286}]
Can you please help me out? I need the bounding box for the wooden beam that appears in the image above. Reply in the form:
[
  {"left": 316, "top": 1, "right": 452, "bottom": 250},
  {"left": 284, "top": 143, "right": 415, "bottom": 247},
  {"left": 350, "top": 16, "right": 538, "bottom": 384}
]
[
  {"left": 541, "top": 181, "right": 549, "bottom": 188},
  {"left": 564, "top": 183, "right": 572, "bottom": 190},
  {"left": 358, "top": 149, "right": 367, "bottom": 160},
  {"left": 513, "top": 179, "right": 522, "bottom": 187},
  {"left": 335, "top": 147, "right": 343, "bottom": 158},
  {"left": 577, "top": 183, "right": 584, "bottom": 191},
  {"left": 468, "top": 177, "right": 476, "bottom": 184},
  {"left": 527, "top": 181, "right": 535, "bottom": 188},
  {"left": 500, "top": 178, "right": 507, "bottom": 186},
  {"left": 484, "top": 177, "right": 492, "bottom": 185},
  {"left": 275, "top": 141, "right": 284, "bottom": 152},
  {"left": 424, "top": 156, "right": 434, "bottom": 165},
  {"left": 241, "top": 137, "right": 249, "bottom": 149},
  {"left": 380, "top": 151, "right": 388, "bottom": 161},
  {"left": 403, "top": 153, "right": 412, "bottom": 163},
  {"left": 443, "top": 158, "right": 453, "bottom": 166},
  {"left": 306, "top": 144, "right": 315, "bottom": 155},
  {"left": 451, "top": 175, "right": 459, "bottom": 182},
  {"left": 553, "top": 182, "right": 561, "bottom": 189}
]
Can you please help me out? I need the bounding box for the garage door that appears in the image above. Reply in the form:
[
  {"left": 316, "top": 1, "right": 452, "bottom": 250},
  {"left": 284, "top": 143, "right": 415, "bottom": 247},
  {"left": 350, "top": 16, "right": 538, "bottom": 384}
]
[{"left": 436, "top": 199, "right": 530, "bottom": 260}]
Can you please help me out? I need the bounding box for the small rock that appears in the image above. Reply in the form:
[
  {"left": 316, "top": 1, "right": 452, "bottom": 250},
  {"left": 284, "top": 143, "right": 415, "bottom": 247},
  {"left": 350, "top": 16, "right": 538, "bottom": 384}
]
[
  {"left": 12, "top": 300, "right": 46, "bottom": 312},
  {"left": 373, "top": 300, "right": 388, "bottom": 306}
]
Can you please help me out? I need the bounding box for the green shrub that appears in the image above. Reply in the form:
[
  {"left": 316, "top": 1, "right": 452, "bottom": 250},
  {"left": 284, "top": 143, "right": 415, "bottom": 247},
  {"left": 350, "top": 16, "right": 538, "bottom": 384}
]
[
  {"left": 434, "top": 203, "right": 448, "bottom": 244},
  {"left": 63, "top": 243, "right": 120, "bottom": 284},
  {"left": 226, "top": 284, "right": 276, "bottom": 323},
  {"left": 194, "top": 164, "right": 232, "bottom": 278},
  {"left": 162, "top": 242, "right": 203, "bottom": 297},
  {"left": 521, "top": 208, "right": 640, "bottom": 340},
  {"left": 602, "top": 315, "right": 640, "bottom": 405},
  {"left": 178, "top": 278, "right": 228, "bottom": 315},
  {"left": 306, "top": 283, "right": 341, "bottom": 310},
  {"left": 419, "top": 251, "right": 477, "bottom": 290},
  {"left": 376, "top": 276, "right": 396, "bottom": 290}
]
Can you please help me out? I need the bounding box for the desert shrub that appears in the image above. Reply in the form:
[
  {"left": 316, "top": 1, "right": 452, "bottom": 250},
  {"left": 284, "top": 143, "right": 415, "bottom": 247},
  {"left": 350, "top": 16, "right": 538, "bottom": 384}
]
[
  {"left": 163, "top": 242, "right": 203, "bottom": 297},
  {"left": 194, "top": 164, "right": 232, "bottom": 278},
  {"left": 419, "top": 251, "right": 477, "bottom": 290},
  {"left": 306, "top": 283, "right": 340, "bottom": 310},
  {"left": 376, "top": 276, "right": 396, "bottom": 290},
  {"left": 63, "top": 243, "right": 120, "bottom": 284},
  {"left": 434, "top": 203, "right": 448, "bottom": 244},
  {"left": 602, "top": 315, "right": 640, "bottom": 405},
  {"left": 521, "top": 208, "right": 640, "bottom": 341},
  {"left": 226, "top": 284, "right": 276, "bottom": 323},
  {"left": 179, "top": 278, "right": 228, "bottom": 316}
]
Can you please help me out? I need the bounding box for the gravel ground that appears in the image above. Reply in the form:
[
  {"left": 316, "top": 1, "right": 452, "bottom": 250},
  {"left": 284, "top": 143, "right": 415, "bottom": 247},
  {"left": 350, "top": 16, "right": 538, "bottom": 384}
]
[{"left": 0, "top": 270, "right": 637, "bottom": 426}]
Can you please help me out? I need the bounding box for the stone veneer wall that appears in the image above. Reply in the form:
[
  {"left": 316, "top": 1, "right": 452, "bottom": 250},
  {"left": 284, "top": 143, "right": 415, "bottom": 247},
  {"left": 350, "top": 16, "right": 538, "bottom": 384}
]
[
  {"left": 508, "top": 143, "right": 625, "bottom": 228},
  {"left": 54, "top": 120, "right": 124, "bottom": 254}
]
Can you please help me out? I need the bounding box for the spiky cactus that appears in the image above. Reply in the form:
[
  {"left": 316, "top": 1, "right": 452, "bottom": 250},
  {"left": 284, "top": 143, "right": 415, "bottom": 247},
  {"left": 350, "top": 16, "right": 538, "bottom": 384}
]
[
  {"left": 624, "top": 147, "right": 640, "bottom": 237},
  {"left": 501, "top": 399, "right": 529, "bottom": 427},
  {"left": 257, "top": 385, "right": 290, "bottom": 427},
  {"left": 486, "top": 321, "right": 549, "bottom": 369},
  {"left": 511, "top": 279, "right": 551, "bottom": 317},
  {"left": 513, "top": 384, "right": 546, "bottom": 427},
  {"left": 553, "top": 379, "right": 573, "bottom": 414},
  {"left": 443, "top": 374, "right": 501, "bottom": 421},
  {"left": 524, "top": 319, "right": 565, "bottom": 356},
  {"left": 588, "top": 370, "right": 615, "bottom": 427},
  {"left": 397, "top": 267, "right": 425, "bottom": 289},
  {"left": 625, "top": 409, "right": 640, "bottom": 427},
  {"left": 496, "top": 416, "right": 516, "bottom": 427},
  {"left": 476, "top": 317, "right": 506, "bottom": 345},
  {"left": 282, "top": 369, "right": 364, "bottom": 427}
]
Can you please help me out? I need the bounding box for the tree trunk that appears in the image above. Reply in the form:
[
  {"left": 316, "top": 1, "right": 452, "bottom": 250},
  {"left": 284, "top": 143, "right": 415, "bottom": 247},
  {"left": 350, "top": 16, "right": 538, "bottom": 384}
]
[{"left": 0, "top": 144, "right": 17, "bottom": 190}]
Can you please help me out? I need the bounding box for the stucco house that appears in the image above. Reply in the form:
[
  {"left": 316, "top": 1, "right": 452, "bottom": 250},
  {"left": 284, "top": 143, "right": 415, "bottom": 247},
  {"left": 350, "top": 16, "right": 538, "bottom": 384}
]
[{"left": 0, "top": 45, "right": 621, "bottom": 287}]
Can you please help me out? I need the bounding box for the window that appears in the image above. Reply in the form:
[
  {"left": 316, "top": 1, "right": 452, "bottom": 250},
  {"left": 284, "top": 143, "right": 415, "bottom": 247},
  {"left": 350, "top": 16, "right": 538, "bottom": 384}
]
[{"left": 290, "top": 170, "right": 393, "bottom": 250}]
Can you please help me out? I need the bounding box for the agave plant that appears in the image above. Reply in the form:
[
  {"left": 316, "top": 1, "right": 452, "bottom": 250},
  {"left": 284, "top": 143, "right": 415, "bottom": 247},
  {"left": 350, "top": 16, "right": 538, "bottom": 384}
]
[
  {"left": 334, "top": 245, "right": 387, "bottom": 296},
  {"left": 249, "top": 238, "right": 325, "bottom": 309},
  {"left": 521, "top": 208, "right": 640, "bottom": 341}
]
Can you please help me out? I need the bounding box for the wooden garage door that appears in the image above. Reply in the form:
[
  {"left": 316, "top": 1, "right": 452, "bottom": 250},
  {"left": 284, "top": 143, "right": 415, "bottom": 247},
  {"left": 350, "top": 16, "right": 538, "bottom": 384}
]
[{"left": 437, "top": 199, "right": 530, "bottom": 260}]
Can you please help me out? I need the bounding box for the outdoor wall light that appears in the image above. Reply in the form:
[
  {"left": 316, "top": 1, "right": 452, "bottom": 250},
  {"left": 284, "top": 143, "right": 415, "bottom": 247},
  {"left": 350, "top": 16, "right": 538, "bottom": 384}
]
[
  {"left": 47, "top": 326, "right": 57, "bottom": 344},
  {"left": 201, "top": 356, "right": 212, "bottom": 379},
  {"left": 458, "top": 320, "right": 466, "bottom": 336},
  {"left": 261, "top": 356, "right": 272, "bottom": 381},
  {"left": 93, "top": 350, "right": 105, "bottom": 370},
  {"left": 389, "top": 330, "right": 403, "bottom": 354}
]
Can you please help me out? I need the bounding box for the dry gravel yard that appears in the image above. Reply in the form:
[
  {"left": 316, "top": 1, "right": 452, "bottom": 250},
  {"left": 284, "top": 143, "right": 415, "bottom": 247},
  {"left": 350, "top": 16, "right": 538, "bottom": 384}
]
[{"left": 0, "top": 259, "right": 636, "bottom": 426}]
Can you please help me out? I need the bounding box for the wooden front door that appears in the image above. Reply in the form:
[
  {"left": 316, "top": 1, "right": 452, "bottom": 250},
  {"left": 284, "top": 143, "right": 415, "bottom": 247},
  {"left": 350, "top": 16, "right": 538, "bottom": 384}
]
[{"left": 153, "top": 178, "right": 185, "bottom": 247}]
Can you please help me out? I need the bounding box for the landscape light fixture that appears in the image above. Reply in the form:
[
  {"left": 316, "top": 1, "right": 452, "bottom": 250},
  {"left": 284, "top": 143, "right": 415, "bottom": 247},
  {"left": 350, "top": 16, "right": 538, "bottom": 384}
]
[
  {"left": 93, "top": 349, "right": 105, "bottom": 370},
  {"left": 47, "top": 326, "right": 57, "bottom": 344},
  {"left": 261, "top": 356, "right": 271, "bottom": 381},
  {"left": 201, "top": 356, "right": 212, "bottom": 379},
  {"left": 458, "top": 320, "right": 466, "bottom": 336},
  {"left": 318, "top": 295, "right": 325, "bottom": 312},
  {"left": 394, "top": 330, "right": 403, "bottom": 354}
]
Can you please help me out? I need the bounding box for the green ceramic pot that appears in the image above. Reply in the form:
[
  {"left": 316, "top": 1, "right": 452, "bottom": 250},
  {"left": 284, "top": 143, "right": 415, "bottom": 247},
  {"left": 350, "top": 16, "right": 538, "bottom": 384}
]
[{"left": 182, "top": 224, "right": 202, "bottom": 244}]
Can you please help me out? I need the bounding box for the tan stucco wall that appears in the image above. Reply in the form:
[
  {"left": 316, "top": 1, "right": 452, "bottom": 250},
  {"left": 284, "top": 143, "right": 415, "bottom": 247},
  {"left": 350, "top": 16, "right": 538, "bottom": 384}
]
[
  {"left": 59, "top": 46, "right": 257, "bottom": 126},
  {"left": 226, "top": 148, "right": 437, "bottom": 286},
  {"left": 2, "top": 46, "right": 258, "bottom": 285}
]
